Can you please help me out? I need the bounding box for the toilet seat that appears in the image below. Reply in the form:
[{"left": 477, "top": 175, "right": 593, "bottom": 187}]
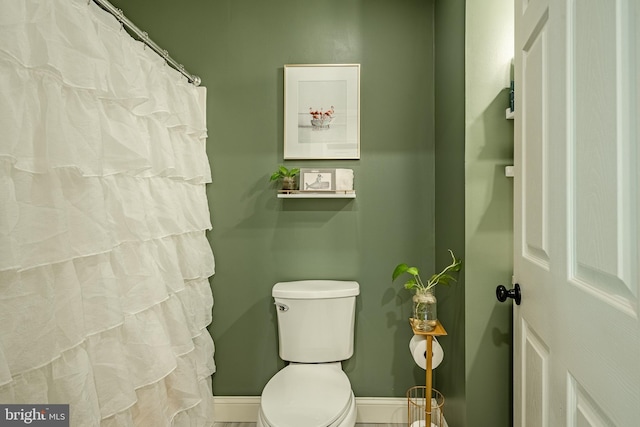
[{"left": 259, "top": 363, "right": 355, "bottom": 427}]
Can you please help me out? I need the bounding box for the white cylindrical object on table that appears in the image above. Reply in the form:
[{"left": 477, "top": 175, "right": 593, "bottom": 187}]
[{"left": 409, "top": 335, "right": 444, "bottom": 370}]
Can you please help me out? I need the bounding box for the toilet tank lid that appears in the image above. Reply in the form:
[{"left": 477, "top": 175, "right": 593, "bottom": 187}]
[{"left": 273, "top": 280, "right": 360, "bottom": 299}]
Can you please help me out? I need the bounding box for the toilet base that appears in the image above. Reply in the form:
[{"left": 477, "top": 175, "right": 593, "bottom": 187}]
[{"left": 257, "top": 391, "right": 356, "bottom": 427}]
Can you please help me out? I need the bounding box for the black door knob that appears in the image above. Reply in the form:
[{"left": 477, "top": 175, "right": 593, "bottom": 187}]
[{"left": 496, "top": 283, "right": 521, "bottom": 305}]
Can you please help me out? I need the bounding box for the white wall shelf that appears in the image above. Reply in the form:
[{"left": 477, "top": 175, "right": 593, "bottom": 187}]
[
  {"left": 506, "top": 108, "right": 514, "bottom": 120},
  {"left": 277, "top": 192, "right": 356, "bottom": 199}
]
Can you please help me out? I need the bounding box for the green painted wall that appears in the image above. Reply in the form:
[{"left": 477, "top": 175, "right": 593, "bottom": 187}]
[
  {"left": 433, "top": 0, "right": 467, "bottom": 425},
  {"left": 464, "top": 0, "right": 514, "bottom": 426},
  {"left": 110, "top": 0, "right": 441, "bottom": 398},
  {"left": 206, "top": 0, "right": 437, "bottom": 398}
]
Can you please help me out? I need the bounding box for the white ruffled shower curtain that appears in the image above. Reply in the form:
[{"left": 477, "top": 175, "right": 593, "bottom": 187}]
[{"left": 0, "top": 0, "right": 216, "bottom": 425}]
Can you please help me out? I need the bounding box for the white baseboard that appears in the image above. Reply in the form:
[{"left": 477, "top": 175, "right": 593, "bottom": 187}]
[
  {"left": 213, "top": 396, "right": 407, "bottom": 424},
  {"left": 213, "top": 396, "right": 260, "bottom": 423},
  {"left": 354, "top": 397, "right": 407, "bottom": 423}
]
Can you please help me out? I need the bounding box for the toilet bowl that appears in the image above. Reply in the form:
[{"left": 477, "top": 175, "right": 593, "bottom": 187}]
[
  {"left": 258, "top": 280, "right": 359, "bottom": 427},
  {"left": 257, "top": 363, "right": 356, "bottom": 427}
]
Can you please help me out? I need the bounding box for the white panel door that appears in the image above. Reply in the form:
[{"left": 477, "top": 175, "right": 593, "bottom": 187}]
[{"left": 513, "top": 0, "right": 640, "bottom": 425}]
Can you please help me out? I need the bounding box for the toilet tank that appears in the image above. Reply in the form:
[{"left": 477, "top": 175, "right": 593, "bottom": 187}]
[{"left": 272, "top": 280, "right": 359, "bottom": 363}]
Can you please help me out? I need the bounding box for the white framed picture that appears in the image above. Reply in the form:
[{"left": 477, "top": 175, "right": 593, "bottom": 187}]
[
  {"left": 284, "top": 64, "right": 360, "bottom": 160},
  {"left": 299, "top": 168, "right": 336, "bottom": 192}
]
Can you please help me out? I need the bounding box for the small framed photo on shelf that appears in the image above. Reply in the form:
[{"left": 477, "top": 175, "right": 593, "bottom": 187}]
[{"left": 299, "top": 168, "right": 336, "bottom": 192}]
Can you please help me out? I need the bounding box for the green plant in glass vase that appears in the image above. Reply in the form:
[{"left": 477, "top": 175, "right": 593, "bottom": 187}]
[
  {"left": 270, "top": 165, "right": 300, "bottom": 191},
  {"left": 392, "top": 249, "right": 462, "bottom": 331}
]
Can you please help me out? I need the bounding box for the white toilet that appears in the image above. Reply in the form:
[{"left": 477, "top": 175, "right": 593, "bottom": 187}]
[{"left": 257, "top": 280, "right": 360, "bottom": 427}]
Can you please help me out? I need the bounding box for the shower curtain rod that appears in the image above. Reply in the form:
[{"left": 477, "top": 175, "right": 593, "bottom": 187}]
[{"left": 91, "top": 0, "right": 201, "bottom": 86}]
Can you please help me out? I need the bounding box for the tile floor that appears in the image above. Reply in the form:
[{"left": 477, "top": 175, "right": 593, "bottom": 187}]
[{"left": 213, "top": 424, "right": 403, "bottom": 427}]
